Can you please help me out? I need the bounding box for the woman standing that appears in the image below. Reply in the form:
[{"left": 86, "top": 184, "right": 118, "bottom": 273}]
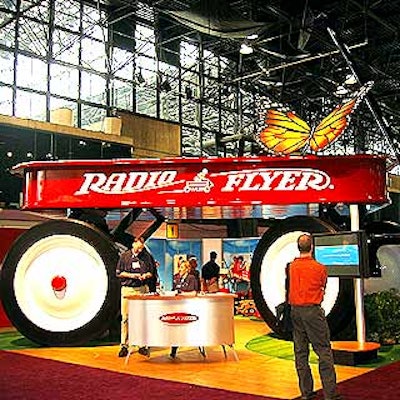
[
  {"left": 173, "top": 260, "right": 197, "bottom": 293},
  {"left": 170, "top": 260, "right": 197, "bottom": 359}
]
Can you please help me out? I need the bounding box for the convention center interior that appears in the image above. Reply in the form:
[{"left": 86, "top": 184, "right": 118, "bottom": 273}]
[{"left": 1, "top": 1, "right": 400, "bottom": 399}]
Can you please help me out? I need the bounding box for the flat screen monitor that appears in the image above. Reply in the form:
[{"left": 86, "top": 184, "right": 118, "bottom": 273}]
[{"left": 313, "top": 231, "right": 369, "bottom": 277}]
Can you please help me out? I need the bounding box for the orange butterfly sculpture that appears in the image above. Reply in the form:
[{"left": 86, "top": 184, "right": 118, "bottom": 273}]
[{"left": 256, "top": 81, "right": 373, "bottom": 155}]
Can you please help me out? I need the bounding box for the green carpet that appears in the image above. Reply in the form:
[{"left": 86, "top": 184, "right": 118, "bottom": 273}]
[
  {"left": 246, "top": 333, "right": 400, "bottom": 368},
  {"left": 0, "top": 330, "right": 40, "bottom": 350},
  {"left": 0, "top": 329, "right": 117, "bottom": 350}
]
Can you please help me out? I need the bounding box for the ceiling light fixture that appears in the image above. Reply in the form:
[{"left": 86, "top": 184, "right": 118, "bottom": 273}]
[
  {"left": 246, "top": 33, "right": 259, "bottom": 40},
  {"left": 335, "top": 85, "right": 349, "bottom": 96},
  {"left": 344, "top": 73, "right": 357, "bottom": 85},
  {"left": 240, "top": 41, "right": 253, "bottom": 55}
]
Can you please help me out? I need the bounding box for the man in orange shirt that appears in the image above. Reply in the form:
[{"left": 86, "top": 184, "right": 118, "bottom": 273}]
[{"left": 288, "top": 234, "right": 341, "bottom": 400}]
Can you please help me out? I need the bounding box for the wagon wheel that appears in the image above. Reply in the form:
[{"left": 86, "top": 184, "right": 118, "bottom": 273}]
[
  {"left": 250, "top": 216, "right": 354, "bottom": 339},
  {"left": 0, "top": 219, "right": 120, "bottom": 346}
]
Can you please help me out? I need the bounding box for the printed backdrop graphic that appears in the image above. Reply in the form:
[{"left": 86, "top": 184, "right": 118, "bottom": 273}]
[
  {"left": 147, "top": 239, "right": 201, "bottom": 290},
  {"left": 147, "top": 238, "right": 261, "bottom": 292},
  {"left": 222, "top": 238, "right": 259, "bottom": 295}
]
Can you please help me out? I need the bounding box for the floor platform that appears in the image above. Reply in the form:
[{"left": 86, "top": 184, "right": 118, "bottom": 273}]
[{"left": 331, "top": 341, "right": 381, "bottom": 366}]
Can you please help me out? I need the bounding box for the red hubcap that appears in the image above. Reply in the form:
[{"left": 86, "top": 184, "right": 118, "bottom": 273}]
[{"left": 51, "top": 275, "right": 67, "bottom": 291}]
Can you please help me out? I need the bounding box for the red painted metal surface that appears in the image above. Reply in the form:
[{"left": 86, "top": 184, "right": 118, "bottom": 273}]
[{"left": 13, "top": 155, "right": 387, "bottom": 210}]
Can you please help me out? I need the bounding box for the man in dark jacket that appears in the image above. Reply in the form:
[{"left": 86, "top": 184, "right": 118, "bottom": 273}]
[
  {"left": 201, "top": 251, "right": 220, "bottom": 292},
  {"left": 116, "top": 237, "right": 153, "bottom": 357},
  {"left": 138, "top": 246, "right": 158, "bottom": 293}
]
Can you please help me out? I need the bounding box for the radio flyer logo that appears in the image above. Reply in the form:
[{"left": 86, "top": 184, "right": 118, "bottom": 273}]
[
  {"left": 183, "top": 168, "right": 214, "bottom": 193},
  {"left": 75, "top": 167, "right": 333, "bottom": 196},
  {"left": 159, "top": 312, "right": 199, "bottom": 325}
]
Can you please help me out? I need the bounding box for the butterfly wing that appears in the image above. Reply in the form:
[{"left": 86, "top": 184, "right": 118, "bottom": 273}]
[
  {"left": 257, "top": 109, "right": 311, "bottom": 154},
  {"left": 310, "top": 81, "right": 373, "bottom": 151}
]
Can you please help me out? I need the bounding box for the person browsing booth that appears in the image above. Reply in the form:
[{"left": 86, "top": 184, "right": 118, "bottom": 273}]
[
  {"left": 188, "top": 255, "right": 201, "bottom": 291},
  {"left": 116, "top": 236, "right": 153, "bottom": 358},
  {"left": 170, "top": 260, "right": 197, "bottom": 359},
  {"left": 201, "top": 251, "right": 220, "bottom": 293},
  {"left": 288, "top": 233, "right": 342, "bottom": 400}
]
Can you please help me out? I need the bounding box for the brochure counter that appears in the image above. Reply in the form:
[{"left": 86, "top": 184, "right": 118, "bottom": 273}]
[{"left": 126, "top": 293, "right": 237, "bottom": 360}]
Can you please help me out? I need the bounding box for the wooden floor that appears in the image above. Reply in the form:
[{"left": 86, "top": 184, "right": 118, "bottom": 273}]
[{"left": 11, "top": 318, "right": 373, "bottom": 400}]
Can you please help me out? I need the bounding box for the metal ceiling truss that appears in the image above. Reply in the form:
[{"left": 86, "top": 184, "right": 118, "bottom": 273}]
[{"left": 1, "top": 0, "right": 399, "bottom": 169}]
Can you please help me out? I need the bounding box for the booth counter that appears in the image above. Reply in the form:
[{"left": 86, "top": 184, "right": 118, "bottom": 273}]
[{"left": 126, "top": 293, "right": 237, "bottom": 359}]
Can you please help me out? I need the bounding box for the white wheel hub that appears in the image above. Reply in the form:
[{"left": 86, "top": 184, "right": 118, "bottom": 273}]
[{"left": 13, "top": 234, "right": 108, "bottom": 332}]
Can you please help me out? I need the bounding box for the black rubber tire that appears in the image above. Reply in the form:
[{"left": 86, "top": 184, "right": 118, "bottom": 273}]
[
  {"left": 0, "top": 219, "right": 120, "bottom": 346},
  {"left": 364, "top": 220, "right": 400, "bottom": 282},
  {"left": 250, "top": 216, "right": 354, "bottom": 339}
]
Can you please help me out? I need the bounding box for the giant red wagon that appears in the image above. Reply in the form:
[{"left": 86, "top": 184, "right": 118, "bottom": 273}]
[{"left": 0, "top": 154, "right": 396, "bottom": 345}]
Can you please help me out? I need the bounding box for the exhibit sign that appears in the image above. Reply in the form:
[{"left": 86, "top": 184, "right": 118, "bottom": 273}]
[{"left": 14, "top": 155, "right": 386, "bottom": 209}]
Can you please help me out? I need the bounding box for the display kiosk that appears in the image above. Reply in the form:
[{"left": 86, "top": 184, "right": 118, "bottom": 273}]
[{"left": 126, "top": 293, "right": 238, "bottom": 361}]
